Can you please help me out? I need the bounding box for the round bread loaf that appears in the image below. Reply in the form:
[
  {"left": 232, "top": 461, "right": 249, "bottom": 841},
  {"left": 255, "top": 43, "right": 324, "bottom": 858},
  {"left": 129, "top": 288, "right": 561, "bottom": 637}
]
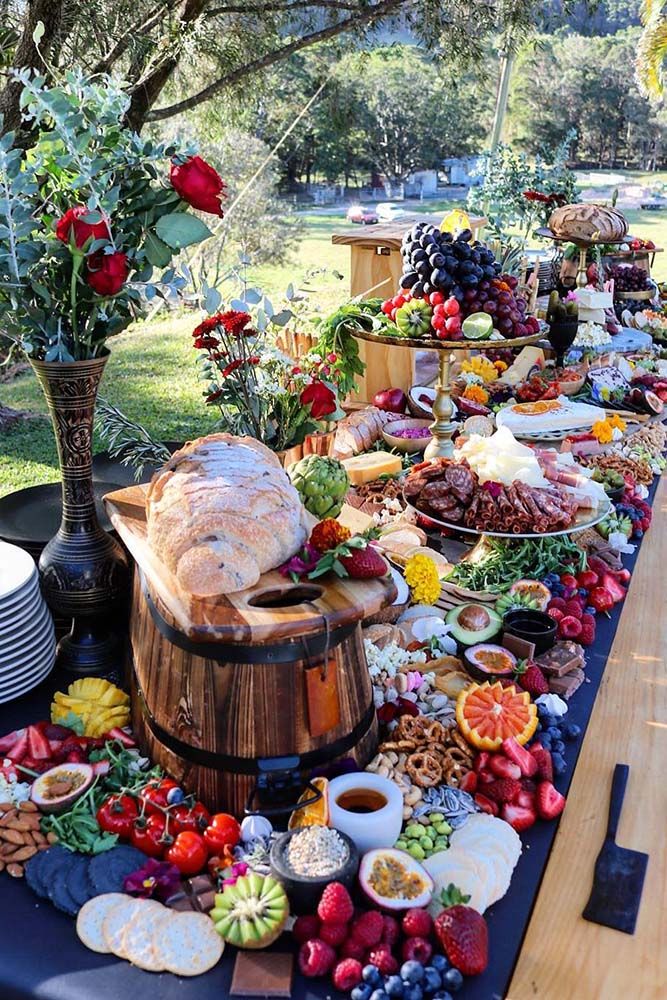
[
  {"left": 548, "top": 203, "right": 628, "bottom": 242},
  {"left": 146, "top": 434, "right": 310, "bottom": 596}
]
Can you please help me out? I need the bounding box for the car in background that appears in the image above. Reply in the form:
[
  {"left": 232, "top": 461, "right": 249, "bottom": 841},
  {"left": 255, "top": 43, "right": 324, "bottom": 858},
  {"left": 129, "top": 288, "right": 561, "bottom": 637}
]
[
  {"left": 376, "top": 202, "right": 406, "bottom": 222},
  {"left": 346, "top": 204, "right": 379, "bottom": 225}
]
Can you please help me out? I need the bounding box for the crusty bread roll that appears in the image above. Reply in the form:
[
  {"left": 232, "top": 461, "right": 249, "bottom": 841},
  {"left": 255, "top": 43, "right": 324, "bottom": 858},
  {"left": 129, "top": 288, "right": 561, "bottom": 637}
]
[
  {"left": 548, "top": 203, "right": 628, "bottom": 243},
  {"left": 146, "top": 434, "right": 310, "bottom": 597}
]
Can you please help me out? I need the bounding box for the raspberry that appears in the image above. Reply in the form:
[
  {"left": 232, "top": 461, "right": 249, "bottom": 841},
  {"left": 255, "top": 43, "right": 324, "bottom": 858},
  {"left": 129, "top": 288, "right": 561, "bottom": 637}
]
[
  {"left": 350, "top": 910, "right": 384, "bottom": 948},
  {"left": 564, "top": 599, "right": 584, "bottom": 619},
  {"left": 381, "top": 915, "right": 401, "bottom": 948},
  {"left": 580, "top": 614, "right": 596, "bottom": 631},
  {"left": 580, "top": 625, "right": 595, "bottom": 646},
  {"left": 367, "top": 945, "right": 399, "bottom": 975},
  {"left": 340, "top": 938, "right": 366, "bottom": 961},
  {"left": 558, "top": 615, "right": 582, "bottom": 639},
  {"left": 298, "top": 939, "right": 336, "bottom": 978},
  {"left": 401, "top": 936, "right": 433, "bottom": 964},
  {"left": 332, "top": 958, "right": 363, "bottom": 992},
  {"left": 401, "top": 908, "right": 433, "bottom": 939},
  {"left": 320, "top": 922, "right": 349, "bottom": 947},
  {"left": 547, "top": 607, "right": 564, "bottom": 622},
  {"left": 548, "top": 596, "right": 566, "bottom": 611},
  {"left": 293, "top": 914, "right": 321, "bottom": 945},
  {"left": 317, "top": 882, "right": 354, "bottom": 924}
]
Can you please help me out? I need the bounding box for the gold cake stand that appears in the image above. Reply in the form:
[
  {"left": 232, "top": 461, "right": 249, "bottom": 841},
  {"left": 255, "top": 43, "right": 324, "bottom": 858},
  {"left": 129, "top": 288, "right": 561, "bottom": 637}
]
[{"left": 350, "top": 329, "right": 541, "bottom": 459}]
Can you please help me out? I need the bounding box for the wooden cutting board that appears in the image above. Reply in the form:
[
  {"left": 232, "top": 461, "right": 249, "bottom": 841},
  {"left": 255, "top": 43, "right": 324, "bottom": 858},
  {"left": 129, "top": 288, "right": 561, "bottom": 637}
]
[{"left": 104, "top": 485, "right": 397, "bottom": 645}]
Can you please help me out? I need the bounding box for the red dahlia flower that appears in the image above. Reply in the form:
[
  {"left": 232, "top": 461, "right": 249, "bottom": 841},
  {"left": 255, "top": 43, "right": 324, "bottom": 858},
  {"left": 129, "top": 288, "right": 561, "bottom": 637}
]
[
  {"left": 86, "top": 250, "right": 129, "bottom": 296},
  {"left": 56, "top": 205, "right": 110, "bottom": 248},
  {"left": 300, "top": 381, "right": 337, "bottom": 419},
  {"left": 170, "top": 155, "right": 227, "bottom": 217},
  {"left": 219, "top": 310, "right": 253, "bottom": 336}
]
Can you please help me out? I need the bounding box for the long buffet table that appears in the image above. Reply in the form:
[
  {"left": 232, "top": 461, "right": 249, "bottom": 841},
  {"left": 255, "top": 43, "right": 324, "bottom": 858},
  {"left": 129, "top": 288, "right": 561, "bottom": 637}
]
[{"left": 0, "top": 477, "right": 664, "bottom": 1000}]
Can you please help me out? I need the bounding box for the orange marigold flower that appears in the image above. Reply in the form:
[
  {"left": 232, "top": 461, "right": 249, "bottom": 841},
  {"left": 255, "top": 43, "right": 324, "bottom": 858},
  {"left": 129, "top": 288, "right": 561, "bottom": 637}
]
[
  {"left": 309, "top": 518, "right": 351, "bottom": 552},
  {"left": 462, "top": 384, "right": 489, "bottom": 405}
]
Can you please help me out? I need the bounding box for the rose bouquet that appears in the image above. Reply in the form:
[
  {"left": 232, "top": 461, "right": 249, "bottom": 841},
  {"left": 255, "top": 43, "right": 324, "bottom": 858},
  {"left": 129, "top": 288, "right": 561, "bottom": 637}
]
[
  {"left": 0, "top": 70, "right": 224, "bottom": 361},
  {"left": 193, "top": 310, "right": 344, "bottom": 453}
]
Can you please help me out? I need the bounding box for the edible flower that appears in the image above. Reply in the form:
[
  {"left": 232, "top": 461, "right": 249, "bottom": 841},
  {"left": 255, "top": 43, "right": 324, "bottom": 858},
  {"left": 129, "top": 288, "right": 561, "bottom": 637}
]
[
  {"left": 592, "top": 415, "right": 626, "bottom": 444},
  {"left": 608, "top": 414, "right": 626, "bottom": 432},
  {"left": 404, "top": 552, "right": 441, "bottom": 605},
  {"left": 493, "top": 360, "right": 508, "bottom": 373},
  {"left": 310, "top": 518, "right": 351, "bottom": 552},
  {"left": 279, "top": 542, "right": 321, "bottom": 581},
  {"left": 481, "top": 480, "right": 503, "bottom": 498},
  {"left": 462, "top": 384, "right": 489, "bottom": 405},
  {"left": 461, "top": 356, "right": 498, "bottom": 383},
  {"left": 123, "top": 859, "right": 181, "bottom": 901},
  {"left": 221, "top": 861, "right": 249, "bottom": 886}
]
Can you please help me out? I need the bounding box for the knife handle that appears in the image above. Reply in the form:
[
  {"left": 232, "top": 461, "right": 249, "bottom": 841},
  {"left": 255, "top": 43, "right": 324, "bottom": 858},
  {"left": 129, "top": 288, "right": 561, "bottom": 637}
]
[{"left": 607, "top": 764, "right": 629, "bottom": 841}]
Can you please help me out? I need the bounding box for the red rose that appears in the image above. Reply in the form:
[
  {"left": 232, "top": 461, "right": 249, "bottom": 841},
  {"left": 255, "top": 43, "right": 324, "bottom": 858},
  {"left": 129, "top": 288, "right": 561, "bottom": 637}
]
[
  {"left": 170, "top": 156, "right": 227, "bottom": 217},
  {"left": 86, "top": 251, "right": 129, "bottom": 296},
  {"left": 300, "top": 381, "right": 337, "bottom": 420},
  {"left": 55, "top": 205, "right": 110, "bottom": 248},
  {"left": 219, "top": 310, "right": 252, "bottom": 336}
]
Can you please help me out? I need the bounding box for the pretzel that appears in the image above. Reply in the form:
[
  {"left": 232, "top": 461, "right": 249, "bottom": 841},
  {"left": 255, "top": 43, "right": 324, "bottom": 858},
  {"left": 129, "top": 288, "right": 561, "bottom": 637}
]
[
  {"left": 406, "top": 751, "right": 443, "bottom": 788},
  {"left": 449, "top": 730, "right": 474, "bottom": 757},
  {"left": 379, "top": 739, "right": 417, "bottom": 753},
  {"left": 397, "top": 715, "right": 446, "bottom": 744}
]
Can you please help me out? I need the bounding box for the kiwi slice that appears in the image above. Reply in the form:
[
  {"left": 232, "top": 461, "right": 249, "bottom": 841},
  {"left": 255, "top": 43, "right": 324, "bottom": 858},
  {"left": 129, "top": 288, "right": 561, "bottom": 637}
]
[{"left": 210, "top": 873, "right": 289, "bottom": 949}]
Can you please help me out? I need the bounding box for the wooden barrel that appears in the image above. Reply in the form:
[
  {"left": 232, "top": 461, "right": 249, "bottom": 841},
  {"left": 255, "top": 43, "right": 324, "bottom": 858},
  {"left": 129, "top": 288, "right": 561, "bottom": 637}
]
[{"left": 105, "top": 485, "right": 397, "bottom": 817}]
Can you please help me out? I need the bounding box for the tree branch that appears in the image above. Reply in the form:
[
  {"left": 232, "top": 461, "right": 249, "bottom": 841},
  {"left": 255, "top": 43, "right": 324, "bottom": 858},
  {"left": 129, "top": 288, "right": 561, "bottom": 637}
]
[
  {"left": 0, "top": 0, "right": 64, "bottom": 138},
  {"left": 92, "top": 1, "right": 177, "bottom": 75},
  {"left": 208, "top": 0, "right": 359, "bottom": 12},
  {"left": 144, "top": 0, "right": 405, "bottom": 121}
]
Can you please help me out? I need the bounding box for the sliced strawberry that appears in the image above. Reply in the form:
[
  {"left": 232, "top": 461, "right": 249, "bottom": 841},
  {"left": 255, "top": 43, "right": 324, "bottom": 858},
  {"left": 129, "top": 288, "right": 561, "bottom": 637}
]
[
  {"left": 474, "top": 793, "right": 499, "bottom": 816},
  {"left": 16, "top": 756, "right": 52, "bottom": 775},
  {"left": 5, "top": 730, "right": 28, "bottom": 762},
  {"left": 516, "top": 788, "right": 536, "bottom": 809},
  {"left": 536, "top": 781, "right": 566, "bottom": 820},
  {"left": 488, "top": 754, "right": 522, "bottom": 780},
  {"left": 459, "top": 770, "right": 478, "bottom": 794},
  {"left": 484, "top": 778, "right": 520, "bottom": 804},
  {"left": 473, "top": 751, "right": 490, "bottom": 773},
  {"left": 105, "top": 727, "right": 137, "bottom": 748},
  {"left": 91, "top": 760, "right": 111, "bottom": 777},
  {"left": 27, "top": 725, "right": 51, "bottom": 760},
  {"left": 66, "top": 749, "right": 87, "bottom": 763},
  {"left": 501, "top": 801, "right": 536, "bottom": 832},
  {"left": 0, "top": 728, "right": 25, "bottom": 755},
  {"left": 501, "top": 737, "right": 538, "bottom": 777},
  {"left": 477, "top": 769, "right": 495, "bottom": 785},
  {"left": 520, "top": 776, "right": 537, "bottom": 793},
  {"left": 41, "top": 723, "right": 74, "bottom": 742},
  {"left": 529, "top": 744, "right": 553, "bottom": 781}
]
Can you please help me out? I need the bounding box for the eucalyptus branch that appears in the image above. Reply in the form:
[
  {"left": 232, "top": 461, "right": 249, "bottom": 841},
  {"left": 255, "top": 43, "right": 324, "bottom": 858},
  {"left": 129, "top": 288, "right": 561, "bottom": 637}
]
[{"left": 95, "top": 397, "right": 170, "bottom": 480}]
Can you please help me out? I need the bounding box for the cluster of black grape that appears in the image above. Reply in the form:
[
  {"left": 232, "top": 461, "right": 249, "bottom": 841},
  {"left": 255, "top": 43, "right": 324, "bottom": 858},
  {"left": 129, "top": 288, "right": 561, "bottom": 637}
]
[
  {"left": 399, "top": 223, "right": 501, "bottom": 299},
  {"left": 608, "top": 264, "right": 650, "bottom": 293}
]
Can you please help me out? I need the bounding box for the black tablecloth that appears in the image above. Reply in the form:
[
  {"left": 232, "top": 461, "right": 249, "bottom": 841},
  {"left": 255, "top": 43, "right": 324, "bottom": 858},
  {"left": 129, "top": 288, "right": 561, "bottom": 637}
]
[{"left": 0, "top": 478, "right": 658, "bottom": 1000}]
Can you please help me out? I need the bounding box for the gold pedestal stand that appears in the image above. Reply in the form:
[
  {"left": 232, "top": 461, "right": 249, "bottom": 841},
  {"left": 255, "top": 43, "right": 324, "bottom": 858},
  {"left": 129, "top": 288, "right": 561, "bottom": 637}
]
[{"left": 424, "top": 351, "right": 456, "bottom": 460}]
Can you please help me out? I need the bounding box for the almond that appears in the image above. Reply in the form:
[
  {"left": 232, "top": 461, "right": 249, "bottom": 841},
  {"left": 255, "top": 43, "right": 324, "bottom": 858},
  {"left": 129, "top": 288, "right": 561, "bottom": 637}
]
[
  {"left": 32, "top": 830, "right": 47, "bottom": 846},
  {"left": 47, "top": 832, "right": 59, "bottom": 844},
  {"left": 0, "top": 828, "right": 25, "bottom": 845},
  {"left": 18, "top": 801, "right": 38, "bottom": 812},
  {"left": 7, "top": 817, "right": 33, "bottom": 832},
  {"left": 6, "top": 862, "right": 24, "bottom": 877},
  {"left": 8, "top": 845, "right": 37, "bottom": 862},
  {"left": 0, "top": 809, "right": 18, "bottom": 827},
  {"left": 0, "top": 801, "right": 13, "bottom": 813}
]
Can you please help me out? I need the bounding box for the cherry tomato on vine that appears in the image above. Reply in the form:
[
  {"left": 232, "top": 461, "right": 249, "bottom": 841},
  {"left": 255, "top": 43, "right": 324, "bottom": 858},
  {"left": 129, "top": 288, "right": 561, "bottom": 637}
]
[
  {"left": 203, "top": 813, "right": 241, "bottom": 854},
  {"left": 165, "top": 831, "right": 208, "bottom": 875},
  {"left": 97, "top": 794, "right": 138, "bottom": 839},
  {"left": 138, "top": 778, "right": 179, "bottom": 816},
  {"left": 171, "top": 801, "right": 211, "bottom": 835},
  {"left": 130, "top": 814, "right": 171, "bottom": 857}
]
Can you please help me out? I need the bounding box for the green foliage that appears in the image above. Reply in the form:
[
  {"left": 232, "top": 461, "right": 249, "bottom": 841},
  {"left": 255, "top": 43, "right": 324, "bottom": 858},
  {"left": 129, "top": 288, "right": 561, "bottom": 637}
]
[
  {"left": 311, "top": 299, "right": 390, "bottom": 397},
  {"left": 0, "top": 70, "right": 209, "bottom": 360}
]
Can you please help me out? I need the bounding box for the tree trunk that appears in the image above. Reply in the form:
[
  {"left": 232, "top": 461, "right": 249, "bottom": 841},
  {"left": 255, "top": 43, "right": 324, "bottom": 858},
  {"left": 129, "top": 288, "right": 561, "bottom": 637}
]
[{"left": 0, "top": 0, "right": 64, "bottom": 139}]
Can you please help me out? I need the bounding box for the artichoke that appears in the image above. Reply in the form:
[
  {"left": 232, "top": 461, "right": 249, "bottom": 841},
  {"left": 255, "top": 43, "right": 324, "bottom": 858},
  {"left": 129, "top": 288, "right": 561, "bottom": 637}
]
[{"left": 287, "top": 454, "right": 349, "bottom": 519}]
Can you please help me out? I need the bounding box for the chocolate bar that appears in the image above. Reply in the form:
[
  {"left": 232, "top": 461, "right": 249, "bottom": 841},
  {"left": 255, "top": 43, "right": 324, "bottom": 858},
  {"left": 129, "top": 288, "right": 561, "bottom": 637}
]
[
  {"left": 502, "top": 633, "right": 536, "bottom": 662},
  {"left": 165, "top": 873, "right": 217, "bottom": 913},
  {"left": 535, "top": 641, "right": 585, "bottom": 678},
  {"left": 231, "top": 952, "right": 294, "bottom": 997},
  {"left": 549, "top": 667, "right": 585, "bottom": 699}
]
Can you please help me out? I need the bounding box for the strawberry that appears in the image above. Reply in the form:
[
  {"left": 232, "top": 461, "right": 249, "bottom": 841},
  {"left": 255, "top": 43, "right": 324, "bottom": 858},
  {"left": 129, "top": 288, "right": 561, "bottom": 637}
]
[
  {"left": 26, "top": 725, "right": 51, "bottom": 760},
  {"left": 458, "top": 770, "right": 477, "bottom": 793},
  {"left": 473, "top": 751, "right": 491, "bottom": 773},
  {"left": 4, "top": 730, "right": 28, "bottom": 762},
  {"left": 559, "top": 615, "right": 582, "bottom": 639},
  {"left": 474, "top": 792, "right": 499, "bottom": 815},
  {"left": 515, "top": 663, "right": 549, "bottom": 696},
  {"left": 484, "top": 777, "right": 520, "bottom": 804},
  {"left": 433, "top": 885, "right": 488, "bottom": 976},
  {"left": 488, "top": 755, "right": 521, "bottom": 780},
  {"left": 339, "top": 545, "right": 389, "bottom": 579},
  {"left": 529, "top": 744, "right": 553, "bottom": 781},
  {"left": 501, "top": 737, "right": 538, "bottom": 777},
  {"left": 477, "top": 769, "right": 495, "bottom": 785},
  {"left": 501, "top": 801, "right": 537, "bottom": 832},
  {"left": 0, "top": 728, "right": 25, "bottom": 755},
  {"left": 402, "top": 908, "right": 433, "bottom": 939},
  {"left": 536, "top": 780, "right": 566, "bottom": 820},
  {"left": 516, "top": 789, "right": 536, "bottom": 810}
]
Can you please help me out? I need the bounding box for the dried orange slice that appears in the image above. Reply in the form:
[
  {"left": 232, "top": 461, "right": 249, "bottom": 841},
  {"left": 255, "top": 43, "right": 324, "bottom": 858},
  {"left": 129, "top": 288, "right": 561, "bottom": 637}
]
[
  {"left": 510, "top": 400, "right": 562, "bottom": 415},
  {"left": 456, "top": 682, "right": 538, "bottom": 751},
  {"left": 288, "top": 777, "right": 329, "bottom": 829}
]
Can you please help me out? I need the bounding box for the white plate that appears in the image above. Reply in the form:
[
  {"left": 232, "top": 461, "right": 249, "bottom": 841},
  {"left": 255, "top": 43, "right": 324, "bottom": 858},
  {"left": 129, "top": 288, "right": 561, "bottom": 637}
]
[
  {"left": 0, "top": 607, "right": 53, "bottom": 660},
  {"left": 0, "top": 542, "right": 37, "bottom": 601},
  {"left": 0, "top": 574, "right": 40, "bottom": 619},
  {"left": 0, "top": 624, "right": 56, "bottom": 672},
  {"left": 513, "top": 424, "right": 591, "bottom": 442},
  {"left": 0, "top": 598, "right": 50, "bottom": 640},
  {"left": 0, "top": 655, "right": 55, "bottom": 705},
  {"left": 0, "top": 640, "right": 56, "bottom": 690}
]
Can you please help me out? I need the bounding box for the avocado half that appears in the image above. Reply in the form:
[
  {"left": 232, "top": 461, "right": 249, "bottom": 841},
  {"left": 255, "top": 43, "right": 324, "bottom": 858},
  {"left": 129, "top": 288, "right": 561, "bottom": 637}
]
[{"left": 445, "top": 603, "right": 502, "bottom": 647}]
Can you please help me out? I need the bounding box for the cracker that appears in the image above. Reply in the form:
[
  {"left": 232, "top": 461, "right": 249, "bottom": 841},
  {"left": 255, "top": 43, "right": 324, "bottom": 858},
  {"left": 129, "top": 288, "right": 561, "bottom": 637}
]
[
  {"left": 76, "top": 893, "right": 128, "bottom": 954},
  {"left": 102, "top": 897, "right": 148, "bottom": 958},
  {"left": 122, "top": 904, "right": 171, "bottom": 972},
  {"left": 156, "top": 911, "right": 224, "bottom": 977}
]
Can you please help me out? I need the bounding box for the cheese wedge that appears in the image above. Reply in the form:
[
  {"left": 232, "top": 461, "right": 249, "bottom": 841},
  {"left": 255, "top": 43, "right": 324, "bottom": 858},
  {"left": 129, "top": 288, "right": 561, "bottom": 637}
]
[{"left": 342, "top": 451, "right": 402, "bottom": 485}]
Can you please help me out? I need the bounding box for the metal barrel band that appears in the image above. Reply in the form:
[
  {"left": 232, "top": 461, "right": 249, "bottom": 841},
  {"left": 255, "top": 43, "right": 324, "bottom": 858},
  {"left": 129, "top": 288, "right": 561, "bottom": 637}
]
[
  {"left": 133, "top": 666, "right": 376, "bottom": 774},
  {"left": 139, "top": 570, "right": 355, "bottom": 664}
]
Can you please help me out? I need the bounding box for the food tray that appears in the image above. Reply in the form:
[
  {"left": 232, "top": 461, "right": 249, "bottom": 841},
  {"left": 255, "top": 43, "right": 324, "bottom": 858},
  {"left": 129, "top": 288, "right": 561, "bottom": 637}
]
[
  {"left": 404, "top": 497, "right": 612, "bottom": 539},
  {"left": 349, "top": 329, "right": 542, "bottom": 351}
]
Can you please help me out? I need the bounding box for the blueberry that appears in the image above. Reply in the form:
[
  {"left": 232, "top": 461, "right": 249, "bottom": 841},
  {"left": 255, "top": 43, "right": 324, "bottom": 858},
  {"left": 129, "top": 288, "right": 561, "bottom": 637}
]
[
  {"left": 553, "top": 739, "right": 565, "bottom": 753},
  {"left": 635, "top": 529, "right": 644, "bottom": 538},
  {"left": 563, "top": 723, "right": 581, "bottom": 740},
  {"left": 542, "top": 715, "right": 557, "bottom": 728},
  {"left": 402, "top": 987, "right": 423, "bottom": 1000},
  {"left": 352, "top": 987, "right": 374, "bottom": 1000},
  {"left": 431, "top": 994, "right": 453, "bottom": 1000},
  {"left": 442, "top": 968, "right": 464, "bottom": 992},
  {"left": 578, "top": 587, "right": 588, "bottom": 596},
  {"left": 166, "top": 786, "right": 184, "bottom": 805},
  {"left": 546, "top": 726, "right": 561, "bottom": 738},
  {"left": 423, "top": 967, "right": 442, "bottom": 993},
  {"left": 430, "top": 955, "right": 450, "bottom": 973},
  {"left": 363, "top": 966, "right": 384, "bottom": 988},
  {"left": 385, "top": 977, "right": 405, "bottom": 999},
  {"left": 534, "top": 722, "right": 542, "bottom": 732},
  {"left": 585, "top": 606, "right": 596, "bottom": 617},
  {"left": 538, "top": 735, "right": 552, "bottom": 750},
  {"left": 401, "top": 962, "right": 425, "bottom": 985},
  {"left": 552, "top": 753, "right": 567, "bottom": 776},
  {"left": 370, "top": 991, "right": 390, "bottom": 1000}
]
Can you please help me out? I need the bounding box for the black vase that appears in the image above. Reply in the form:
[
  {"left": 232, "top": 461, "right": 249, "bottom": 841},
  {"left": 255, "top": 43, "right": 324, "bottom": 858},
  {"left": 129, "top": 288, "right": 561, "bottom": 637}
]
[
  {"left": 547, "top": 319, "right": 579, "bottom": 368},
  {"left": 30, "top": 354, "right": 128, "bottom": 674}
]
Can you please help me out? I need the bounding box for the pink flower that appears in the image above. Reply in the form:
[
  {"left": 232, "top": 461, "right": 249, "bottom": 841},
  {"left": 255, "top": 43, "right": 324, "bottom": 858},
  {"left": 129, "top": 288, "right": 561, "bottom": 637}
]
[{"left": 123, "top": 859, "right": 181, "bottom": 901}]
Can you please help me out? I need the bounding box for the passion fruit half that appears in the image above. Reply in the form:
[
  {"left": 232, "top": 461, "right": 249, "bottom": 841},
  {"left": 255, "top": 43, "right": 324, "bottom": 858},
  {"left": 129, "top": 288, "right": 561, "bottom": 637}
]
[
  {"left": 463, "top": 643, "right": 517, "bottom": 681},
  {"left": 30, "top": 762, "right": 93, "bottom": 814},
  {"left": 359, "top": 848, "right": 434, "bottom": 911}
]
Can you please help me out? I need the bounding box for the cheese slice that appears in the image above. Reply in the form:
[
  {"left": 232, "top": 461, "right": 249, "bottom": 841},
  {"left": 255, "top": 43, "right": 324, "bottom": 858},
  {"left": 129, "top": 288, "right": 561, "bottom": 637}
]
[
  {"left": 499, "top": 346, "right": 545, "bottom": 386},
  {"left": 342, "top": 451, "right": 402, "bottom": 485}
]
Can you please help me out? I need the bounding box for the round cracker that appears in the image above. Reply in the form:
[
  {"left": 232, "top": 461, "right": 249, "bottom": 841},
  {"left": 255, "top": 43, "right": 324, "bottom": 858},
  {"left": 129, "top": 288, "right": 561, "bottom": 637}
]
[
  {"left": 102, "top": 897, "right": 148, "bottom": 958},
  {"left": 76, "top": 893, "right": 128, "bottom": 954},
  {"left": 122, "top": 904, "right": 171, "bottom": 972},
  {"left": 156, "top": 912, "right": 224, "bottom": 977}
]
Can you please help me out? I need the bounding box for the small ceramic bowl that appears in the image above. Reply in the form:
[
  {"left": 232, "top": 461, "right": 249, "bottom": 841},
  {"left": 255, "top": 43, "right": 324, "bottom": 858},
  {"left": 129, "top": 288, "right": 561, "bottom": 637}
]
[
  {"left": 269, "top": 828, "right": 359, "bottom": 915},
  {"left": 503, "top": 608, "right": 557, "bottom": 655},
  {"left": 382, "top": 418, "right": 433, "bottom": 454},
  {"left": 328, "top": 772, "right": 403, "bottom": 854},
  {"left": 558, "top": 371, "right": 586, "bottom": 396}
]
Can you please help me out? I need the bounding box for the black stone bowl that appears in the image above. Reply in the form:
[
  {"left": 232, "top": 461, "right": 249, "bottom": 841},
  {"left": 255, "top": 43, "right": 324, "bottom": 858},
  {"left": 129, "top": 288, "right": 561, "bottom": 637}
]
[
  {"left": 269, "top": 828, "right": 360, "bottom": 915},
  {"left": 503, "top": 608, "right": 557, "bottom": 655}
]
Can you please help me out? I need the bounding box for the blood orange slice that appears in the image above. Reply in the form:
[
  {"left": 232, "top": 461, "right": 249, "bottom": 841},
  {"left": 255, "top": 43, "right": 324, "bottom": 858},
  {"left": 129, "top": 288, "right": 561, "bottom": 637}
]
[{"left": 456, "top": 682, "right": 538, "bottom": 751}]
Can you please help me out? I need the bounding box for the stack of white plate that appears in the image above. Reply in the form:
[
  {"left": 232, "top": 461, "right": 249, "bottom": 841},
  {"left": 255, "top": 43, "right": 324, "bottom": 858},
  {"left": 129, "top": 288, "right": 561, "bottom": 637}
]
[{"left": 0, "top": 541, "right": 56, "bottom": 703}]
